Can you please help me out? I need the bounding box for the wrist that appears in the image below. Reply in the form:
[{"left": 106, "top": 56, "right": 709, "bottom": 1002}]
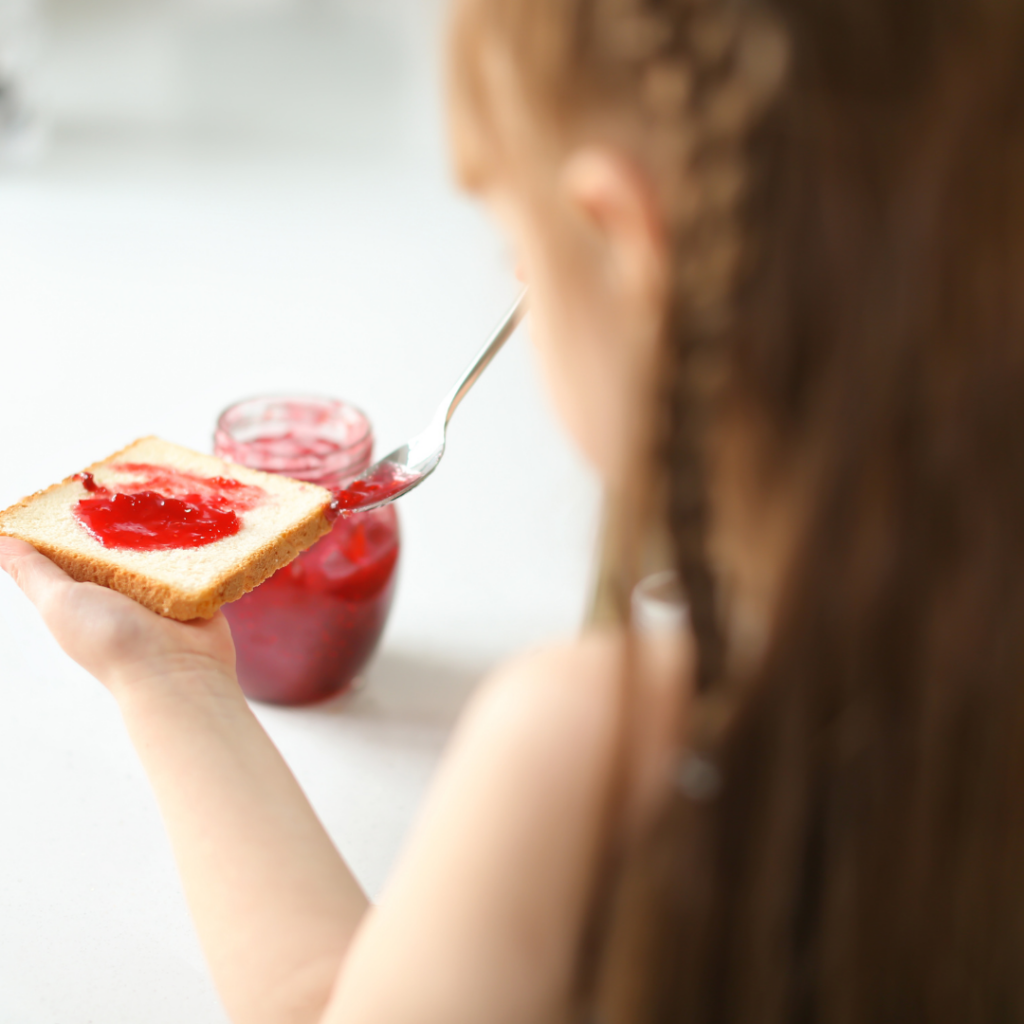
[{"left": 110, "top": 659, "right": 244, "bottom": 714}]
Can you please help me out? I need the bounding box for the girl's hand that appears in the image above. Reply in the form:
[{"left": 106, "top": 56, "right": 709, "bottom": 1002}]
[{"left": 0, "top": 537, "right": 236, "bottom": 698}]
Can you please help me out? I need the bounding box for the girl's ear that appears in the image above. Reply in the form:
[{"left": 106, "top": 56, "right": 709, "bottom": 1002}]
[{"left": 560, "top": 147, "right": 670, "bottom": 311}]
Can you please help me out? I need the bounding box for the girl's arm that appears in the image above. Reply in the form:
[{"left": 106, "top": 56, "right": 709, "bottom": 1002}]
[
  {"left": 0, "top": 539, "right": 369, "bottom": 1024},
  {"left": 2, "top": 537, "right": 680, "bottom": 1024}
]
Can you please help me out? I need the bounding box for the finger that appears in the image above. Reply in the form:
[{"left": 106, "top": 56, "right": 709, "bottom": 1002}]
[{"left": 0, "top": 537, "right": 76, "bottom": 608}]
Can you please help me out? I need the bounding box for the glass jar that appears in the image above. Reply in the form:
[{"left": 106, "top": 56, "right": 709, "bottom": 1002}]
[{"left": 214, "top": 395, "right": 400, "bottom": 706}]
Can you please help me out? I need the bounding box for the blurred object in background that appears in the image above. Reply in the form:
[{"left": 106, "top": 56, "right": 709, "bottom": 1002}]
[
  {"left": 632, "top": 571, "right": 686, "bottom": 634},
  {"left": 36, "top": 0, "right": 443, "bottom": 169},
  {"left": 0, "top": 0, "right": 45, "bottom": 164}
]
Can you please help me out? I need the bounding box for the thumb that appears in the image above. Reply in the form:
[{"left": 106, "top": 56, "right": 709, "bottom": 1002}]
[{"left": 0, "top": 538, "right": 76, "bottom": 610}]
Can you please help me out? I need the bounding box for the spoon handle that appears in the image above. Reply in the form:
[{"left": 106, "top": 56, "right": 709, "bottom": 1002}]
[{"left": 440, "top": 290, "right": 528, "bottom": 427}]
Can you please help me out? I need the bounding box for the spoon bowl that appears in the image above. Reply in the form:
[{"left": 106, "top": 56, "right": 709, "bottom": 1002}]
[{"left": 329, "top": 291, "right": 528, "bottom": 517}]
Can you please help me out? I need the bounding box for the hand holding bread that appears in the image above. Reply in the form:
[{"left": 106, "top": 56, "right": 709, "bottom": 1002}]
[
  {"left": 0, "top": 537, "right": 238, "bottom": 699},
  {"left": 0, "top": 436, "right": 338, "bottom": 695},
  {"left": 0, "top": 437, "right": 335, "bottom": 620}
]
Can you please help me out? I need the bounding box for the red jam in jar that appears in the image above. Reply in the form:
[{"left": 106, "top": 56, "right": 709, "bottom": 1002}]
[{"left": 215, "top": 396, "right": 400, "bottom": 706}]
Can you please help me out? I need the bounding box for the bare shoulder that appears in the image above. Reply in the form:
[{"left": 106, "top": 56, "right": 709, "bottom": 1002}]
[
  {"left": 488, "top": 630, "right": 627, "bottom": 690},
  {"left": 327, "top": 630, "right": 690, "bottom": 1023},
  {"left": 329, "top": 635, "right": 631, "bottom": 1022},
  {"left": 463, "top": 628, "right": 687, "bottom": 764},
  {"left": 451, "top": 627, "right": 689, "bottom": 833},
  {"left": 455, "top": 631, "right": 628, "bottom": 787},
  {"left": 406, "top": 630, "right": 634, "bottom": 890}
]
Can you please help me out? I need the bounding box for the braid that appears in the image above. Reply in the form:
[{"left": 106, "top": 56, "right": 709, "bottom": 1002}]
[{"left": 583, "top": 0, "right": 788, "bottom": 693}]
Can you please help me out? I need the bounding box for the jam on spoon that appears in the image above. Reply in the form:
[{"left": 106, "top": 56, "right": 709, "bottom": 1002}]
[
  {"left": 319, "top": 290, "right": 529, "bottom": 517},
  {"left": 327, "top": 463, "right": 420, "bottom": 519}
]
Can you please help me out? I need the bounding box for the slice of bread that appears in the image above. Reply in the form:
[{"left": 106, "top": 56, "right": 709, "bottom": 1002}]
[{"left": 0, "top": 437, "right": 334, "bottom": 621}]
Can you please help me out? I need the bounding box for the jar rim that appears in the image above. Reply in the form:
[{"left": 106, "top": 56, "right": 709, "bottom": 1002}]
[{"left": 215, "top": 393, "right": 374, "bottom": 485}]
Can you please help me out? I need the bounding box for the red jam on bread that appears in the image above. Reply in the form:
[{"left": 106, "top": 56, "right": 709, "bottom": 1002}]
[{"left": 73, "top": 464, "right": 265, "bottom": 552}]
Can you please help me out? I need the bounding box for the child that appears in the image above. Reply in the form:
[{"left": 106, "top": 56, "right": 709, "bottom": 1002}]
[{"left": 4, "top": 0, "right": 1024, "bottom": 1021}]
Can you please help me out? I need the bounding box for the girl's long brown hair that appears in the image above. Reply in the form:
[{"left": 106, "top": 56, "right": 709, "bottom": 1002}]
[{"left": 455, "top": 0, "right": 1024, "bottom": 1020}]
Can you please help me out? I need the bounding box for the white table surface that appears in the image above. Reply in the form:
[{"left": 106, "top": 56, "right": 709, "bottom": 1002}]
[{"left": 0, "top": 3, "right": 601, "bottom": 1019}]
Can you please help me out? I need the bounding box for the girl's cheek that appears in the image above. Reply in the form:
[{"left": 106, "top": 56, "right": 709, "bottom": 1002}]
[{"left": 526, "top": 294, "right": 607, "bottom": 472}]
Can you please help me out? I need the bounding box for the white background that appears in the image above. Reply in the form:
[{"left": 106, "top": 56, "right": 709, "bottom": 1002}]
[{"left": 0, "top": 2, "right": 601, "bottom": 1019}]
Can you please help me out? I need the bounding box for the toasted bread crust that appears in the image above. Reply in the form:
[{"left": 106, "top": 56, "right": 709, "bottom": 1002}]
[
  {"left": 14, "top": 507, "right": 332, "bottom": 620},
  {"left": 0, "top": 437, "right": 335, "bottom": 621}
]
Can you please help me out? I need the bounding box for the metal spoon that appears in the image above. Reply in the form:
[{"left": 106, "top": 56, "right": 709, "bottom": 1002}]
[{"left": 329, "top": 290, "right": 528, "bottom": 516}]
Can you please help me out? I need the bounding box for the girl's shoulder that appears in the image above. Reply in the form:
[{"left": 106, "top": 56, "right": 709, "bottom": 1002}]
[
  {"left": 328, "top": 630, "right": 690, "bottom": 1022},
  {"left": 460, "top": 627, "right": 690, "bottom": 838},
  {"left": 465, "top": 631, "right": 629, "bottom": 758}
]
